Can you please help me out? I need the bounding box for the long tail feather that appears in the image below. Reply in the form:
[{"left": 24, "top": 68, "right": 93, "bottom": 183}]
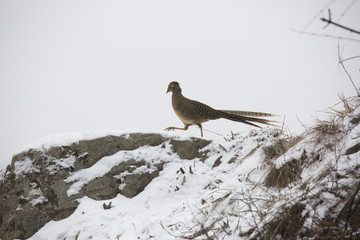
[
  {"left": 220, "top": 110, "right": 278, "bottom": 117},
  {"left": 218, "top": 110, "right": 277, "bottom": 128}
]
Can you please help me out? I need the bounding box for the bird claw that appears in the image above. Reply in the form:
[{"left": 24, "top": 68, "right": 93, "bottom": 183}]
[{"left": 164, "top": 127, "right": 175, "bottom": 131}]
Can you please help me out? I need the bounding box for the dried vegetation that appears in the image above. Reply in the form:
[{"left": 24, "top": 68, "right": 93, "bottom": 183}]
[{"left": 164, "top": 94, "right": 360, "bottom": 240}]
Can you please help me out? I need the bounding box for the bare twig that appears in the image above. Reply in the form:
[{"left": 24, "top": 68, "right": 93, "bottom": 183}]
[
  {"left": 300, "top": 0, "right": 336, "bottom": 34},
  {"left": 337, "top": 0, "right": 357, "bottom": 23},
  {"left": 204, "top": 128, "right": 225, "bottom": 137},
  {"left": 290, "top": 28, "right": 360, "bottom": 43},
  {"left": 280, "top": 116, "right": 286, "bottom": 133},
  {"left": 341, "top": 55, "right": 360, "bottom": 63},
  {"left": 160, "top": 221, "right": 182, "bottom": 238},
  {"left": 335, "top": 182, "right": 360, "bottom": 224},
  {"left": 321, "top": 9, "right": 360, "bottom": 34},
  {"left": 337, "top": 42, "right": 360, "bottom": 97},
  {"left": 296, "top": 114, "right": 308, "bottom": 131}
]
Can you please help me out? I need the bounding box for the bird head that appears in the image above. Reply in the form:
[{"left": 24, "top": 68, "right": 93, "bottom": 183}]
[{"left": 166, "top": 81, "right": 181, "bottom": 94}]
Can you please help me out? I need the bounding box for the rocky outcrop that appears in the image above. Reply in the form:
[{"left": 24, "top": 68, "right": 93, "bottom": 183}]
[{"left": 0, "top": 133, "right": 210, "bottom": 240}]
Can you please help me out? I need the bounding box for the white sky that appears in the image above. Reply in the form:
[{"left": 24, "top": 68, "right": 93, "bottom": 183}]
[{"left": 1, "top": 0, "right": 359, "bottom": 168}]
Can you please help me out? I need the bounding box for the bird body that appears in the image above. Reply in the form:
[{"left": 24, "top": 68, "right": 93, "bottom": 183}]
[
  {"left": 165, "top": 81, "right": 277, "bottom": 137},
  {"left": 171, "top": 90, "right": 219, "bottom": 125}
]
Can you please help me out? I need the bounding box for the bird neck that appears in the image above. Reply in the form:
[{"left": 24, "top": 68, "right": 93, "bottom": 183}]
[
  {"left": 171, "top": 90, "right": 184, "bottom": 106},
  {"left": 172, "top": 90, "right": 183, "bottom": 98}
]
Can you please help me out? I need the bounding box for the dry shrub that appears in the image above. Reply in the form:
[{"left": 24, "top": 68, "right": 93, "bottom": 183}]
[
  {"left": 229, "top": 146, "right": 260, "bottom": 164},
  {"left": 264, "top": 159, "right": 302, "bottom": 188},
  {"left": 310, "top": 117, "right": 343, "bottom": 151},
  {"left": 263, "top": 139, "right": 287, "bottom": 161},
  {"left": 309, "top": 94, "right": 360, "bottom": 144},
  {"left": 310, "top": 94, "right": 360, "bottom": 143},
  {"left": 312, "top": 117, "right": 342, "bottom": 137},
  {"left": 301, "top": 216, "right": 358, "bottom": 239},
  {"left": 256, "top": 203, "right": 306, "bottom": 240},
  {"left": 330, "top": 93, "right": 355, "bottom": 119},
  {"left": 336, "top": 182, "right": 360, "bottom": 230},
  {"left": 263, "top": 136, "right": 302, "bottom": 163}
]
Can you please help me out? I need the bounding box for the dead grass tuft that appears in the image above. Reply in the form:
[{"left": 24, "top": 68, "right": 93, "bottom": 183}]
[
  {"left": 309, "top": 93, "right": 360, "bottom": 145},
  {"left": 258, "top": 203, "right": 306, "bottom": 240},
  {"left": 263, "top": 139, "right": 287, "bottom": 161},
  {"left": 330, "top": 93, "right": 355, "bottom": 119},
  {"left": 263, "top": 136, "right": 302, "bottom": 163},
  {"left": 264, "top": 159, "right": 302, "bottom": 188},
  {"left": 303, "top": 217, "right": 350, "bottom": 239},
  {"left": 312, "top": 117, "right": 342, "bottom": 137}
]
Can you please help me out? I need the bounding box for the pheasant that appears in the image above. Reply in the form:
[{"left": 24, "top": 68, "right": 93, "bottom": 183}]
[{"left": 165, "top": 81, "right": 277, "bottom": 137}]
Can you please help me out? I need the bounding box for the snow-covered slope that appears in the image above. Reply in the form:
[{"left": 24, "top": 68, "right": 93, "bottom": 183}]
[{"left": 2, "top": 108, "right": 360, "bottom": 240}]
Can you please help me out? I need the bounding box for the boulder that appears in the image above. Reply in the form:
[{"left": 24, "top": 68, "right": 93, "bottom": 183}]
[{"left": 0, "top": 133, "right": 210, "bottom": 240}]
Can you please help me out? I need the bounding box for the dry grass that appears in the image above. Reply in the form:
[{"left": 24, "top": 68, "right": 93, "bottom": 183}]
[
  {"left": 264, "top": 159, "right": 302, "bottom": 188},
  {"left": 263, "top": 136, "right": 302, "bottom": 163},
  {"left": 302, "top": 217, "right": 353, "bottom": 239},
  {"left": 263, "top": 139, "right": 287, "bottom": 161},
  {"left": 310, "top": 94, "right": 359, "bottom": 145},
  {"left": 262, "top": 135, "right": 304, "bottom": 189},
  {"left": 330, "top": 93, "right": 355, "bottom": 119},
  {"left": 312, "top": 117, "right": 342, "bottom": 137},
  {"left": 255, "top": 203, "right": 306, "bottom": 240}
]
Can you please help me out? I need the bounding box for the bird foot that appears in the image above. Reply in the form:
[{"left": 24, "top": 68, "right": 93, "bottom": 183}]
[{"left": 164, "top": 127, "right": 176, "bottom": 131}]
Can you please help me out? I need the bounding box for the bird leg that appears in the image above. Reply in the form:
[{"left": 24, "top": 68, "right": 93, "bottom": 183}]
[
  {"left": 164, "top": 125, "right": 189, "bottom": 132},
  {"left": 165, "top": 124, "right": 204, "bottom": 137},
  {"left": 196, "top": 124, "right": 203, "bottom": 137}
]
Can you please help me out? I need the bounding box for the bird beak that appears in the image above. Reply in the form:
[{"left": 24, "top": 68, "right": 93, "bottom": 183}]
[{"left": 166, "top": 88, "right": 170, "bottom": 94}]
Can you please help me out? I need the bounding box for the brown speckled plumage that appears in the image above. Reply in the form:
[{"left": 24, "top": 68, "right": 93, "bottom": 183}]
[{"left": 164, "top": 81, "right": 277, "bottom": 137}]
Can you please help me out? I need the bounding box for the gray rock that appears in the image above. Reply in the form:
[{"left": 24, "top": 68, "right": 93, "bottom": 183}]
[
  {"left": 170, "top": 138, "right": 210, "bottom": 160},
  {"left": 345, "top": 142, "right": 360, "bottom": 155},
  {"left": 0, "top": 133, "right": 210, "bottom": 240}
]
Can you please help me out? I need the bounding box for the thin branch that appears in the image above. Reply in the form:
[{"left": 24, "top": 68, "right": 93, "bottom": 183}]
[
  {"left": 322, "top": 9, "right": 332, "bottom": 29},
  {"left": 290, "top": 28, "right": 360, "bottom": 43},
  {"left": 337, "top": 0, "right": 357, "bottom": 23},
  {"left": 335, "top": 182, "right": 360, "bottom": 223},
  {"left": 321, "top": 9, "right": 360, "bottom": 35},
  {"left": 337, "top": 42, "right": 360, "bottom": 97},
  {"left": 341, "top": 55, "right": 360, "bottom": 63},
  {"left": 296, "top": 114, "right": 308, "bottom": 131},
  {"left": 300, "top": 0, "right": 336, "bottom": 34}
]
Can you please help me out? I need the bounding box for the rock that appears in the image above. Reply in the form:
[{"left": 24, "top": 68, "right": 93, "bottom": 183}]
[
  {"left": 350, "top": 114, "right": 360, "bottom": 125},
  {"left": 0, "top": 133, "right": 211, "bottom": 240},
  {"left": 170, "top": 138, "right": 210, "bottom": 160},
  {"left": 345, "top": 142, "right": 360, "bottom": 155}
]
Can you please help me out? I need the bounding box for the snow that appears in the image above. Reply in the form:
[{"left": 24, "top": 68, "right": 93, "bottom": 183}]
[
  {"left": 29, "top": 188, "right": 48, "bottom": 207},
  {"left": 14, "top": 108, "right": 360, "bottom": 239},
  {"left": 65, "top": 144, "right": 175, "bottom": 196},
  {"left": 13, "top": 157, "right": 40, "bottom": 178},
  {"left": 47, "top": 155, "right": 77, "bottom": 175},
  {"left": 19, "top": 130, "right": 195, "bottom": 154}
]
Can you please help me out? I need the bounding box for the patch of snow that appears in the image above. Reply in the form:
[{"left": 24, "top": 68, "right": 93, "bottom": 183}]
[
  {"left": 65, "top": 143, "right": 174, "bottom": 196},
  {"left": 46, "top": 155, "right": 77, "bottom": 175},
  {"left": 13, "top": 157, "right": 40, "bottom": 178},
  {"left": 29, "top": 188, "right": 48, "bottom": 206},
  {"left": 19, "top": 130, "right": 193, "bottom": 154},
  {"left": 0, "top": 168, "right": 7, "bottom": 182}
]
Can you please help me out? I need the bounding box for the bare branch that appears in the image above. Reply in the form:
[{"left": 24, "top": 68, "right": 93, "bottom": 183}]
[
  {"left": 321, "top": 9, "right": 360, "bottom": 35},
  {"left": 337, "top": 0, "right": 357, "bottom": 23},
  {"left": 341, "top": 55, "right": 360, "bottom": 63},
  {"left": 300, "top": 0, "right": 336, "bottom": 34},
  {"left": 289, "top": 28, "right": 360, "bottom": 43},
  {"left": 337, "top": 42, "right": 360, "bottom": 97}
]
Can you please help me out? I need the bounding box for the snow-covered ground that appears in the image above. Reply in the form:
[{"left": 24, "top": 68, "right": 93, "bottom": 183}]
[
  {"left": 3, "top": 107, "right": 359, "bottom": 239},
  {"left": 24, "top": 127, "right": 272, "bottom": 240}
]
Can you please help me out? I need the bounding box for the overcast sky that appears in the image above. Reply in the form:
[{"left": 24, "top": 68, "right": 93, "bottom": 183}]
[{"left": 1, "top": 0, "right": 359, "bottom": 169}]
